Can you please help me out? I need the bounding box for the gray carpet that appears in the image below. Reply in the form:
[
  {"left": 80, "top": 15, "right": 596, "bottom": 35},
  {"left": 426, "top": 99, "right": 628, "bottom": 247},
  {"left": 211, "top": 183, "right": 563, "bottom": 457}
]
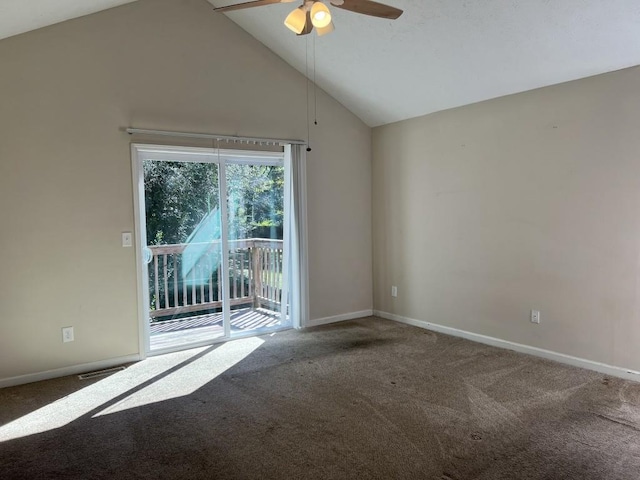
[{"left": 1, "top": 317, "right": 640, "bottom": 479}]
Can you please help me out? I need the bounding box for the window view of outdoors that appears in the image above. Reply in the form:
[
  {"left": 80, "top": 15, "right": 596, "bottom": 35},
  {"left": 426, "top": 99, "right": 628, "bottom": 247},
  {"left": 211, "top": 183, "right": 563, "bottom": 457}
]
[{"left": 143, "top": 159, "right": 286, "bottom": 350}]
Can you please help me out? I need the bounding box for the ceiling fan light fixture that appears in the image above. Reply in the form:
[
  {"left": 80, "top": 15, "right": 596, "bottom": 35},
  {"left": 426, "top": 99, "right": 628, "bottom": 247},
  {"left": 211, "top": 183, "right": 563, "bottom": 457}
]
[
  {"left": 316, "top": 20, "right": 334, "bottom": 36},
  {"left": 310, "top": 2, "right": 332, "bottom": 29},
  {"left": 284, "top": 6, "right": 307, "bottom": 34}
]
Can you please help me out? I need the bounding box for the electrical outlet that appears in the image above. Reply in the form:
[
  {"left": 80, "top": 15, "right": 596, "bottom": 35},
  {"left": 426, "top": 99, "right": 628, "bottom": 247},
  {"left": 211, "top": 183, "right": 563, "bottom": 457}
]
[
  {"left": 391, "top": 286, "right": 398, "bottom": 297},
  {"left": 530, "top": 310, "right": 541, "bottom": 324},
  {"left": 62, "top": 326, "right": 74, "bottom": 343}
]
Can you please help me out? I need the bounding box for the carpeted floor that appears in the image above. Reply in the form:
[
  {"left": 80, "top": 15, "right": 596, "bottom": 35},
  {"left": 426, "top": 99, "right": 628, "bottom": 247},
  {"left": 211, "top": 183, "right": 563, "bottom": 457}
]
[{"left": 1, "top": 317, "right": 640, "bottom": 479}]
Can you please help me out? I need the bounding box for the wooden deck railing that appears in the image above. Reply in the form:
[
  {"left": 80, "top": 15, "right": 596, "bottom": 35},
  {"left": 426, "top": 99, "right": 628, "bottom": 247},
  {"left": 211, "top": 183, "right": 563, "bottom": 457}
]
[{"left": 147, "top": 239, "right": 283, "bottom": 320}]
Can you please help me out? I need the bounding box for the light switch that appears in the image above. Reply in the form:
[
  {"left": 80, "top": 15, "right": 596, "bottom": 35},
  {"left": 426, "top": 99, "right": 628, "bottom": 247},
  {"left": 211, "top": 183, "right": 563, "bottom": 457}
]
[
  {"left": 122, "top": 232, "right": 133, "bottom": 247},
  {"left": 62, "top": 326, "right": 74, "bottom": 343}
]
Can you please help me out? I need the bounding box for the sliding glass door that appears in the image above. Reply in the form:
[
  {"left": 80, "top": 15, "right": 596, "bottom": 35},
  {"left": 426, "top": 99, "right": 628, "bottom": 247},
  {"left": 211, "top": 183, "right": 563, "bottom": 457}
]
[{"left": 133, "top": 146, "right": 290, "bottom": 354}]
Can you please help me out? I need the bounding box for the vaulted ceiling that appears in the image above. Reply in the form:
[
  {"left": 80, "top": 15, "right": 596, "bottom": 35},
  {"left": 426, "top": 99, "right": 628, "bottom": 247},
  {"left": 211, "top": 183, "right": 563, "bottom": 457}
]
[
  {"left": 209, "top": 0, "right": 640, "bottom": 126},
  {"left": 2, "top": 1, "right": 640, "bottom": 127},
  {"left": 0, "top": 0, "right": 136, "bottom": 41}
]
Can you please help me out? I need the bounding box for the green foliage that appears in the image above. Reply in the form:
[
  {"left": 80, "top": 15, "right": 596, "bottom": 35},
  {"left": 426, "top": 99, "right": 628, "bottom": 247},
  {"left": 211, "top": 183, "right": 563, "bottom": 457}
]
[
  {"left": 144, "top": 161, "right": 220, "bottom": 245},
  {"left": 226, "top": 163, "right": 284, "bottom": 240},
  {"left": 144, "top": 160, "right": 284, "bottom": 244}
]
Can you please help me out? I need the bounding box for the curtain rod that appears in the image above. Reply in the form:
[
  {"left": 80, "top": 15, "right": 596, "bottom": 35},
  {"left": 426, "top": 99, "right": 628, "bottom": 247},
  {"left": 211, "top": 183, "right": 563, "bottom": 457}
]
[{"left": 125, "top": 128, "right": 306, "bottom": 146}]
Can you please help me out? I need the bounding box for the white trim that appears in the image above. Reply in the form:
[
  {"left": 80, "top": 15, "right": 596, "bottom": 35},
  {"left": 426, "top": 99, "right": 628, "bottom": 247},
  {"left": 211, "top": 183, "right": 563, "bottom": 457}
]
[
  {"left": 131, "top": 145, "right": 150, "bottom": 358},
  {"left": 306, "top": 310, "right": 373, "bottom": 328},
  {"left": 374, "top": 310, "right": 640, "bottom": 383},
  {"left": 219, "top": 159, "right": 232, "bottom": 339},
  {"left": 0, "top": 354, "right": 141, "bottom": 389}
]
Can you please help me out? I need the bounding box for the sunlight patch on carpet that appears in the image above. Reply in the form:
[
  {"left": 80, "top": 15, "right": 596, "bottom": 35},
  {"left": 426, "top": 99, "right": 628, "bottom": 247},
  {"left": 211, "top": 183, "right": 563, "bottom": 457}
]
[
  {"left": 0, "top": 338, "right": 263, "bottom": 441},
  {"left": 93, "top": 336, "right": 264, "bottom": 417},
  {"left": 0, "top": 349, "right": 201, "bottom": 442}
]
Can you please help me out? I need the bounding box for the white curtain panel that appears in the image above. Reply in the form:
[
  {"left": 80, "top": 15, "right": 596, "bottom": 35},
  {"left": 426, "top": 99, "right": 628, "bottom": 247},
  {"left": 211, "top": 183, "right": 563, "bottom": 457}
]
[{"left": 284, "top": 144, "right": 309, "bottom": 328}]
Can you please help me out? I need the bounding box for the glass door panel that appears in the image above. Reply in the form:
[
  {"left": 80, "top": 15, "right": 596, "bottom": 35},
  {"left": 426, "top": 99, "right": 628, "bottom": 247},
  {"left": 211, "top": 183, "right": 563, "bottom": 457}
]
[
  {"left": 225, "top": 161, "right": 289, "bottom": 336},
  {"left": 143, "top": 159, "right": 225, "bottom": 351}
]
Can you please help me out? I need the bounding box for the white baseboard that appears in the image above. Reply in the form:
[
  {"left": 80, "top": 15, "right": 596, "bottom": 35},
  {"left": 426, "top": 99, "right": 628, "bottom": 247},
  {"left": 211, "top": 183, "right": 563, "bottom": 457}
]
[
  {"left": 1, "top": 311, "right": 373, "bottom": 388},
  {"left": 306, "top": 309, "right": 373, "bottom": 328},
  {"left": 374, "top": 310, "right": 640, "bottom": 383},
  {"left": 0, "top": 354, "right": 142, "bottom": 389}
]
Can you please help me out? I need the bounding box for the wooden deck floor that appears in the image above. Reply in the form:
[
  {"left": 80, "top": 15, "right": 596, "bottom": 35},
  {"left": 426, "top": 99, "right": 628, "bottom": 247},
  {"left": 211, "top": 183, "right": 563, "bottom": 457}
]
[{"left": 149, "top": 308, "right": 282, "bottom": 351}]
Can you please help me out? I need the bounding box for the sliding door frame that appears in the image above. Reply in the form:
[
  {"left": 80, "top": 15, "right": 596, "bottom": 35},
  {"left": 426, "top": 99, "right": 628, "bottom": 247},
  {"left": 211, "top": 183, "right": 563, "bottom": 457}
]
[{"left": 131, "top": 144, "right": 294, "bottom": 358}]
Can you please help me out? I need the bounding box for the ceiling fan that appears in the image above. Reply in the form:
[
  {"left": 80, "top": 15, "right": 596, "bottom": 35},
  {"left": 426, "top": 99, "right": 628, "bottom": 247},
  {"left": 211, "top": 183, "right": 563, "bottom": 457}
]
[{"left": 214, "top": 0, "right": 403, "bottom": 36}]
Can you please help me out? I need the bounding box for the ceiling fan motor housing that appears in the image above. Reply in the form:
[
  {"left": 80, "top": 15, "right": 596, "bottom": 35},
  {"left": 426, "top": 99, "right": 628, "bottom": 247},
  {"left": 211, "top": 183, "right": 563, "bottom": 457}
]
[{"left": 214, "top": 0, "right": 403, "bottom": 36}]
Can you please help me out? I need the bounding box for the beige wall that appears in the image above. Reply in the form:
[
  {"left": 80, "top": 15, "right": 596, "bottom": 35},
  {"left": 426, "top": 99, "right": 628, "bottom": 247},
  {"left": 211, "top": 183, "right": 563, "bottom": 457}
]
[
  {"left": 0, "top": 0, "right": 372, "bottom": 381},
  {"left": 373, "top": 66, "right": 640, "bottom": 372}
]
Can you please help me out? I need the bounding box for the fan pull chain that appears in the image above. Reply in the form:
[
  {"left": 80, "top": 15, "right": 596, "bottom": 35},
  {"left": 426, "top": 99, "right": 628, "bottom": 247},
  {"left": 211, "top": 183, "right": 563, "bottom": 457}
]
[
  {"left": 306, "top": 35, "right": 312, "bottom": 152},
  {"left": 313, "top": 33, "right": 318, "bottom": 126}
]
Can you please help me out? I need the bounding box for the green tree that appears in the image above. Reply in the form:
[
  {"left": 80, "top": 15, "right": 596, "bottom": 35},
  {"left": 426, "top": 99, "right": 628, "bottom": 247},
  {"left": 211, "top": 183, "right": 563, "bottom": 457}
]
[
  {"left": 226, "top": 163, "right": 284, "bottom": 240},
  {"left": 144, "top": 160, "right": 220, "bottom": 245},
  {"left": 144, "top": 161, "right": 284, "bottom": 245}
]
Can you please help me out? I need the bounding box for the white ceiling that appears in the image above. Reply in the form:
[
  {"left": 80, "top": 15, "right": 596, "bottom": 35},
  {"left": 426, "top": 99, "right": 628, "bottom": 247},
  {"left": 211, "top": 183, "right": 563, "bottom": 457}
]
[
  {"left": 1, "top": 1, "right": 639, "bottom": 127},
  {"left": 0, "top": 0, "right": 137, "bottom": 41},
  {"left": 210, "top": 0, "right": 640, "bottom": 126}
]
